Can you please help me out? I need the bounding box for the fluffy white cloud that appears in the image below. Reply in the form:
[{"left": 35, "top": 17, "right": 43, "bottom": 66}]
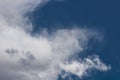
[
  {"left": 0, "top": 26, "right": 111, "bottom": 80},
  {"left": 0, "top": 0, "right": 110, "bottom": 80},
  {"left": 60, "top": 55, "right": 111, "bottom": 79}
]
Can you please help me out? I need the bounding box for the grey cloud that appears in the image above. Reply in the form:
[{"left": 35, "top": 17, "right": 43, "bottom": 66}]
[
  {"left": 19, "top": 51, "right": 36, "bottom": 66},
  {"left": 25, "top": 51, "right": 36, "bottom": 61},
  {"left": 6, "top": 48, "right": 19, "bottom": 56},
  {"left": 6, "top": 48, "right": 36, "bottom": 66},
  {"left": 19, "top": 58, "right": 31, "bottom": 66}
]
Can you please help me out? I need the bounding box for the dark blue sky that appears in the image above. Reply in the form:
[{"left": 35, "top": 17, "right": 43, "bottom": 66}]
[{"left": 29, "top": 0, "right": 120, "bottom": 80}]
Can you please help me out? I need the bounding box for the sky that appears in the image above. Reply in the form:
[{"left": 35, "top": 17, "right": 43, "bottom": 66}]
[{"left": 0, "top": 0, "right": 120, "bottom": 80}]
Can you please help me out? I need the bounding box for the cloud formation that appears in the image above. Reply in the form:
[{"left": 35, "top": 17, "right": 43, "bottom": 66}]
[
  {"left": 0, "top": 0, "right": 110, "bottom": 80},
  {"left": 60, "top": 55, "right": 111, "bottom": 79}
]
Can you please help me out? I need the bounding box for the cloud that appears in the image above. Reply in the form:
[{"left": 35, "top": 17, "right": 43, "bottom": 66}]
[
  {"left": 0, "top": 0, "right": 48, "bottom": 30},
  {"left": 60, "top": 55, "right": 111, "bottom": 79},
  {"left": 0, "top": 0, "right": 110, "bottom": 80},
  {"left": 0, "top": 27, "right": 111, "bottom": 80}
]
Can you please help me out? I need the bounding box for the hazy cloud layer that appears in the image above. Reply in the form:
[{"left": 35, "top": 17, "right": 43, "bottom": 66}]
[{"left": 0, "top": 0, "right": 110, "bottom": 80}]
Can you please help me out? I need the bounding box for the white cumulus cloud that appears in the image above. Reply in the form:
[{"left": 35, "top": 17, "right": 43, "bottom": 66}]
[
  {"left": 0, "top": 0, "right": 111, "bottom": 80},
  {"left": 60, "top": 55, "right": 111, "bottom": 79}
]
